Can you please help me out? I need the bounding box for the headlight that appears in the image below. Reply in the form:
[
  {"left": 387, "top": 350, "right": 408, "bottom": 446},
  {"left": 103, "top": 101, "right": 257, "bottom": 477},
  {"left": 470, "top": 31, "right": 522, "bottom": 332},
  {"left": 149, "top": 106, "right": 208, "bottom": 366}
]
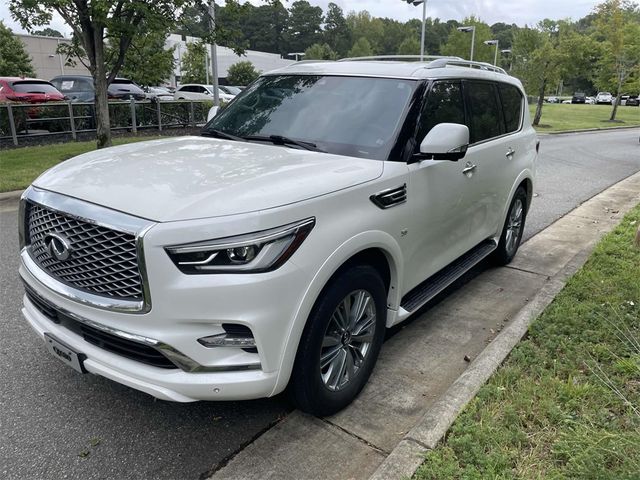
[{"left": 165, "top": 218, "right": 315, "bottom": 274}]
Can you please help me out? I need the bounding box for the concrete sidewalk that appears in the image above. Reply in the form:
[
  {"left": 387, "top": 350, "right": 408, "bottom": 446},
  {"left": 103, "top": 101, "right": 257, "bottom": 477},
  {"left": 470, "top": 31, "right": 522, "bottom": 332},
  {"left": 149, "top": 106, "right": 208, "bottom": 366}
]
[{"left": 209, "top": 172, "right": 640, "bottom": 480}]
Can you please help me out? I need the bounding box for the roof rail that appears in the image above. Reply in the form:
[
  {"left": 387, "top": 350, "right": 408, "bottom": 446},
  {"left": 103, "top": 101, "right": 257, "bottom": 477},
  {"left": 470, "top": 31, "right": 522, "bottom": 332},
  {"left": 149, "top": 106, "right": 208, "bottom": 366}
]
[
  {"left": 426, "top": 58, "right": 507, "bottom": 75},
  {"left": 337, "top": 55, "right": 462, "bottom": 62}
]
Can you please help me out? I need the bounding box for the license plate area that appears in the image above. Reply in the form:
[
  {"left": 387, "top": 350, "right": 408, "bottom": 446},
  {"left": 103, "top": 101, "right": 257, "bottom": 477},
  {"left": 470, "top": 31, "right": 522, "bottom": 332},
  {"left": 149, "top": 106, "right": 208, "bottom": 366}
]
[{"left": 44, "top": 333, "right": 86, "bottom": 373}]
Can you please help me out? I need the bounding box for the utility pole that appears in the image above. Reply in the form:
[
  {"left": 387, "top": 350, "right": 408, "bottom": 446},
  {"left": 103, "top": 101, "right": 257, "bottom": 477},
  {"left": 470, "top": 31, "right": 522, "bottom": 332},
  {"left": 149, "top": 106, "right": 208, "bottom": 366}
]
[{"left": 209, "top": 0, "right": 220, "bottom": 107}]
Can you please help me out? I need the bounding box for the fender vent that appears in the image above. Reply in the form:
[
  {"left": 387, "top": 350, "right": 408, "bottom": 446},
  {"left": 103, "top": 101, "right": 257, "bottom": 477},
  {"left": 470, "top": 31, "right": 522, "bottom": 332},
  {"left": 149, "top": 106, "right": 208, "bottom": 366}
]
[{"left": 370, "top": 184, "right": 407, "bottom": 209}]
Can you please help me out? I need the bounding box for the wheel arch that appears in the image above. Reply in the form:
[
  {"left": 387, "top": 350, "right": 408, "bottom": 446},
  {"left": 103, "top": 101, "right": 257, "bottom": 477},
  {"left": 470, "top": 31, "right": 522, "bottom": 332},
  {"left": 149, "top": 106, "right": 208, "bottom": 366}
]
[{"left": 270, "top": 232, "right": 403, "bottom": 395}]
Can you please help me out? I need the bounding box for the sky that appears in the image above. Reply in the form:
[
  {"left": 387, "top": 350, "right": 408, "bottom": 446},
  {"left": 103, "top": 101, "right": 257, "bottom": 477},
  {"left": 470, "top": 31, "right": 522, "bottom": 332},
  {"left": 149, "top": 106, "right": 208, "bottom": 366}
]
[{"left": 1, "top": 0, "right": 602, "bottom": 37}]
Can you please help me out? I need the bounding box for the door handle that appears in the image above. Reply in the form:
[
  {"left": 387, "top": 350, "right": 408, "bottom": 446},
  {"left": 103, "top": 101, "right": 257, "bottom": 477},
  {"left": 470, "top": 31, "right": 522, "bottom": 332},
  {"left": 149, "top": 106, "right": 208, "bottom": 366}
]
[
  {"left": 462, "top": 162, "right": 477, "bottom": 176},
  {"left": 506, "top": 147, "right": 516, "bottom": 159}
]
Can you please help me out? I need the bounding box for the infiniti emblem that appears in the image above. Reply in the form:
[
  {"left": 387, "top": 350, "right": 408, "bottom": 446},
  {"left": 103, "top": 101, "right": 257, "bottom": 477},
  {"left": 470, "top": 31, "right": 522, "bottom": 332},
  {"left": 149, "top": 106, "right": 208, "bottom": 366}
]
[{"left": 44, "top": 233, "right": 72, "bottom": 262}]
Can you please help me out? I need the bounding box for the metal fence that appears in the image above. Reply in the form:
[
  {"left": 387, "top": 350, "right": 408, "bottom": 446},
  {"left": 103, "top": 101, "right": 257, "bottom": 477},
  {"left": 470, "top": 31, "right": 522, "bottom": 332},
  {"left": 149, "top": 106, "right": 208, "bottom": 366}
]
[{"left": 0, "top": 99, "right": 212, "bottom": 147}]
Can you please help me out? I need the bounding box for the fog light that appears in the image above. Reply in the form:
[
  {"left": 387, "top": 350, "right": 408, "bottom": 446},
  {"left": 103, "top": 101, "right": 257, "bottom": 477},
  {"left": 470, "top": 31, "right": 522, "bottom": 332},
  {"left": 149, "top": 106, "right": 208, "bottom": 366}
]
[{"left": 198, "top": 333, "right": 257, "bottom": 348}]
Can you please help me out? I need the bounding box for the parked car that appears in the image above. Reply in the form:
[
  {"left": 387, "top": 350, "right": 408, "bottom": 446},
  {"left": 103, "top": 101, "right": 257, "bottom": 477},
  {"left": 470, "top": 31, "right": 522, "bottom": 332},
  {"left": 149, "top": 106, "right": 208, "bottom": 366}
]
[
  {"left": 546, "top": 96, "right": 560, "bottom": 103},
  {"left": 50, "top": 75, "right": 146, "bottom": 102},
  {"left": 585, "top": 96, "right": 595, "bottom": 104},
  {"left": 0, "top": 77, "right": 64, "bottom": 103},
  {"left": 562, "top": 99, "right": 572, "bottom": 104},
  {"left": 625, "top": 95, "right": 639, "bottom": 107},
  {"left": 595, "top": 91, "right": 613, "bottom": 104},
  {"left": 144, "top": 86, "right": 174, "bottom": 101},
  {"left": 571, "top": 92, "right": 586, "bottom": 104},
  {"left": 220, "top": 85, "right": 242, "bottom": 95},
  {"left": 174, "top": 84, "right": 235, "bottom": 102},
  {"left": 18, "top": 57, "right": 537, "bottom": 416}
]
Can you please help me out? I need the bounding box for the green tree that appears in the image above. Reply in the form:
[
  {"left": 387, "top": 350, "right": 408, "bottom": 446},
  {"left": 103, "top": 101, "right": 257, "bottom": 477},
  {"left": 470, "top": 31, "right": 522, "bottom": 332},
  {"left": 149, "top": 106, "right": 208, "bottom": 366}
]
[
  {"left": 323, "top": 2, "right": 351, "bottom": 56},
  {"left": 32, "top": 27, "right": 63, "bottom": 37},
  {"left": 285, "top": 1, "right": 324, "bottom": 53},
  {"left": 346, "top": 11, "right": 384, "bottom": 54},
  {"left": 441, "top": 16, "right": 494, "bottom": 63},
  {"left": 348, "top": 37, "right": 373, "bottom": 58},
  {"left": 591, "top": 0, "right": 640, "bottom": 120},
  {"left": 240, "top": 0, "right": 289, "bottom": 55},
  {"left": 304, "top": 43, "right": 337, "bottom": 60},
  {"left": 397, "top": 36, "right": 421, "bottom": 55},
  {"left": 0, "top": 21, "right": 36, "bottom": 77},
  {"left": 226, "top": 60, "right": 260, "bottom": 86},
  {"left": 181, "top": 41, "right": 207, "bottom": 84},
  {"left": 113, "top": 32, "right": 175, "bottom": 87}
]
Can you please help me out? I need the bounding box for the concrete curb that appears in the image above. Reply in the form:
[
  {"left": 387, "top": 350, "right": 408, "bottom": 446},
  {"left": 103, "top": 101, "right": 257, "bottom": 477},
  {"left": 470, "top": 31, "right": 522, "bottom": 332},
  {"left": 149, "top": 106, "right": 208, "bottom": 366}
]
[
  {"left": 0, "top": 190, "right": 23, "bottom": 201},
  {"left": 538, "top": 124, "right": 640, "bottom": 135},
  {"left": 369, "top": 176, "right": 640, "bottom": 480}
]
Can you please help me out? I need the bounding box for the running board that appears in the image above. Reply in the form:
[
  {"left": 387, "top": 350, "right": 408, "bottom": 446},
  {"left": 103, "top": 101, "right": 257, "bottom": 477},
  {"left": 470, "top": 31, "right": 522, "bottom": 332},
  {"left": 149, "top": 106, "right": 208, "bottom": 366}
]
[{"left": 399, "top": 239, "right": 498, "bottom": 314}]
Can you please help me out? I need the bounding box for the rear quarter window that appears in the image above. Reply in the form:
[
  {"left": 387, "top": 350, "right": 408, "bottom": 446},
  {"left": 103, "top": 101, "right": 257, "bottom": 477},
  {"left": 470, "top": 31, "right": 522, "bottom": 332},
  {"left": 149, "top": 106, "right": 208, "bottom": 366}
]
[{"left": 498, "top": 83, "right": 524, "bottom": 133}]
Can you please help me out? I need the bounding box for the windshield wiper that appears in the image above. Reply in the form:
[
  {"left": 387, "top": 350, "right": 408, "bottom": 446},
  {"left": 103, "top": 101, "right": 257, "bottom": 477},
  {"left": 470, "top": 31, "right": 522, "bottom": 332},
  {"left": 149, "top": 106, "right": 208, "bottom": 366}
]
[
  {"left": 246, "top": 134, "right": 326, "bottom": 153},
  {"left": 201, "top": 129, "right": 245, "bottom": 142}
]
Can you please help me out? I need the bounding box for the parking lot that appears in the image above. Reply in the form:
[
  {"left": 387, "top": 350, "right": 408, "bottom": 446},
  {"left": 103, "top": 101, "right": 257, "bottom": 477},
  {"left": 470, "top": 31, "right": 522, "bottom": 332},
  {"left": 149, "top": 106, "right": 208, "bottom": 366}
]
[{"left": 1, "top": 128, "right": 639, "bottom": 480}]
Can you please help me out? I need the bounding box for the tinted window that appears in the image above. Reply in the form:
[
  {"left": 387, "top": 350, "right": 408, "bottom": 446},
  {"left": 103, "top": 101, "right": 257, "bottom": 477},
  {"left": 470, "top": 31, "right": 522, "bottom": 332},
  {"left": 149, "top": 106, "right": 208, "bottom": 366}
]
[
  {"left": 205, "top": 75, "right": 416, "bottom": 160},
  {"left": 499, "top": 83, "right": 523, "bottom": 133},
  {"left": 417, "top": 81, "right": 465, "bottom": 146},
  {"left": 11, "top": 81, "right": 60, "bottom": 94},
  {"left": 466, "top": 81, "right": 504, "bottom": 143}
]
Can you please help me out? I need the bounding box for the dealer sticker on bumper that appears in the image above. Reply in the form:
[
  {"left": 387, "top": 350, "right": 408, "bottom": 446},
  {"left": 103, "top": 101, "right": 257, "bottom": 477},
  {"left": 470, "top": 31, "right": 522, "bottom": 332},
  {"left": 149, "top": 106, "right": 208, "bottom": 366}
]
[{"left": 44, "top": 333, "right": 86, "bottom": 373}]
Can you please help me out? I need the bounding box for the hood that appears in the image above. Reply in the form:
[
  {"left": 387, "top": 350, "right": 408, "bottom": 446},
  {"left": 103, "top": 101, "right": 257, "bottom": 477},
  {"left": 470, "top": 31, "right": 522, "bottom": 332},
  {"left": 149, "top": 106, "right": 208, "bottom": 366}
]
[{"left": 34, "top": 136, "right": 383, "bottom": 222}]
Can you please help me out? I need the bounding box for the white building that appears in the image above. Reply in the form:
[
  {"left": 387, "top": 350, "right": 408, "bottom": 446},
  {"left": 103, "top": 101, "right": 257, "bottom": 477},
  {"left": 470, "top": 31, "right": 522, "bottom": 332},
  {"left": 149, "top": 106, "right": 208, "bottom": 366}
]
[
  {"left": 16, "top": 33, "right": 294, "bottom": 85},
  {"left": 167, "top": 34, "right": 294, "bottom": 86}
]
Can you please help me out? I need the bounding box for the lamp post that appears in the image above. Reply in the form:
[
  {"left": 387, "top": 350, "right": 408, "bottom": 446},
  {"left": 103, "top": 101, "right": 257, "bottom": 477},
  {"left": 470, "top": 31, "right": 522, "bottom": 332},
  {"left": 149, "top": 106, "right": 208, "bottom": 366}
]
[
  {"left": 209, "top": 0, "right": 220, "bottom": 107},
  {"left": 484, "top": 39, "right": 499, "bottom": 65},
  {"left": 406, "top": 0, "right": 427, "bottom": 61},
  {"left": 501, "top": 49, "right": 512, "bottom": 71},
  {"left": 457, "top": 26, "right": 476, "bottom": 61}
]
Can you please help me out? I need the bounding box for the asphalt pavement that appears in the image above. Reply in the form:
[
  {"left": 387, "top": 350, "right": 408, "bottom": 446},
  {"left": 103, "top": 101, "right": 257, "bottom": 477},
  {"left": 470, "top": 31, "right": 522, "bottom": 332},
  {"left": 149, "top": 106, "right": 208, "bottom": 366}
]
[{"left": 1, "top": 128, "right": 639, "bottom": 480}]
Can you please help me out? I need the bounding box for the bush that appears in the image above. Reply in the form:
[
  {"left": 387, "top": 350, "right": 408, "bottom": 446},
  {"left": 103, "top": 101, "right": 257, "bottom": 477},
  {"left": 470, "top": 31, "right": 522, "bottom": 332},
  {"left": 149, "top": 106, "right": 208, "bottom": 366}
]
[{"left": 227, "top": 61, "right": 260, "bottom": 86}]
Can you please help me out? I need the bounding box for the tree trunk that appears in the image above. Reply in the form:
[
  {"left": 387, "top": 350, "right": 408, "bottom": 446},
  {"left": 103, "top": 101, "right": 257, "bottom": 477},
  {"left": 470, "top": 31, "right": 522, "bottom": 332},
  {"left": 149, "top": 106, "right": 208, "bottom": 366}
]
[
  {"left": 533, "top": 79, "right": 547, "bottom": 126},
  {"left": 609, "top": 69, "right": 624, "bottom": 122},
  {"left": 93, "top": 33, "right": 112, "bottom": 148}
]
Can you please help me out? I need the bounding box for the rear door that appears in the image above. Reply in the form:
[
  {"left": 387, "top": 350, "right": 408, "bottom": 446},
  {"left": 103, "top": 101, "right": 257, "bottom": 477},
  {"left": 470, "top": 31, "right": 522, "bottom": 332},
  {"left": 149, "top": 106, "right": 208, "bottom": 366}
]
[{"left": 461, "top": 80, "right": 526, "bottom": 244}]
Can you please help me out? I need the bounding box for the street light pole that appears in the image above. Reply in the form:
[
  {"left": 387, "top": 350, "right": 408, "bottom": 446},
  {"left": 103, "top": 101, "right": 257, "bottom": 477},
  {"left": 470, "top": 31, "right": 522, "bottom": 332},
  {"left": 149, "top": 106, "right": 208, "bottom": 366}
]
[
  {"left": 484, "top": 39, "right": 499, "bottom": 65},
  {"left": 209, "top": 0, "right": 220, "bottom": 107},
  {"left": 406, "top": 0, "right": 427, "bottom": 61},
  {"left": 457, "top": 26, "right": 476, "bottom": 61},
  {"left": 420, "top": 1, "right": 426, "bottom": 60}
]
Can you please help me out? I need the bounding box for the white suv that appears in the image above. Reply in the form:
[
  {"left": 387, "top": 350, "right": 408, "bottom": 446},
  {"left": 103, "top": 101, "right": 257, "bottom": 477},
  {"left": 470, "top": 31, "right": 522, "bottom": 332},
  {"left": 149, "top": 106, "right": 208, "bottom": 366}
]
[
  {"left": 19, "top": 57, "right": 537, "bottom": 415},
  {"left": 174, "top": 83, "right": 235, "bottom": 102},
  {"left": 595, "top": 91, "right": 613, "bottom": 104}
]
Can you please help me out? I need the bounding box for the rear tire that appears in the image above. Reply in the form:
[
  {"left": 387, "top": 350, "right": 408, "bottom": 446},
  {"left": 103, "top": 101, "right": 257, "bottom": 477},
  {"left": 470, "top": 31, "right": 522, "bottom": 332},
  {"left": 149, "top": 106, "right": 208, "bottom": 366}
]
[
  {"left": 290, "top": 265, "right": 387, "bottom": 416},
  {"left": 493, "top": 186, "right": 528, "bottom": 266}
]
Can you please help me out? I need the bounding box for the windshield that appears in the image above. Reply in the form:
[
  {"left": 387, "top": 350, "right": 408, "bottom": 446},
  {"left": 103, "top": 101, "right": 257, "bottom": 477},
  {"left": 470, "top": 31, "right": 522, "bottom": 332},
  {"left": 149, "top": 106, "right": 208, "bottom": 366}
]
[
  {"left": 204, "top": 75, "right": 417, "bottom": 160},
  {"left": 11, "top": 81, "right": 61, "bottom": 94}
]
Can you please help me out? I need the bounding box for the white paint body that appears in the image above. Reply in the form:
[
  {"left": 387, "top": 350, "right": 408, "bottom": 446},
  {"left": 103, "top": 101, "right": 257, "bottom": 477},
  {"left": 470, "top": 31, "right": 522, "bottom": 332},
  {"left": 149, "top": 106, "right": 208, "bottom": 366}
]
[{"left": 20, "top": 61, "right": 537, "bottom": 402}]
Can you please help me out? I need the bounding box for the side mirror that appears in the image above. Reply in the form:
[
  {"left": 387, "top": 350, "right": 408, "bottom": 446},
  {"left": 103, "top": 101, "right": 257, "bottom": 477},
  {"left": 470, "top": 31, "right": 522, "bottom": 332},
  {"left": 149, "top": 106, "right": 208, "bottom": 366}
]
[
  {"left": 414, "top": 123, "right": 470, "bottom": 162},
  {"left": 207, "top": 106, "right": 219, "bottom": 122}
]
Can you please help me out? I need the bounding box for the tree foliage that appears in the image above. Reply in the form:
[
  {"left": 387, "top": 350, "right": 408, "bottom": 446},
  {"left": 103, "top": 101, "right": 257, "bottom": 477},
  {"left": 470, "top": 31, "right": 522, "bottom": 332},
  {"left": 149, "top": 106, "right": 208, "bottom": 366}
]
[
  {"left": 112, "top": 32, "right": 175, "bottom": 87},
  {"left": 304, "top": 43, "right": 337, "bottom": 60},
  {"left": 226, "top": 61, "right": 260, "bottom": 86},
  {"left": 348, "top": 37, "right": 373, "bottom": 58},
  {"left": 0, "top": 21, "right": 36, "bottom": 77},
  {"left": 441, "top": 16, "right": 495, "bottom": 63},
  {"left": 285, "top": 1, "right": 324, "bottom": 53},
  {"left": 181, "top": 41, "right": 207, "bottom": 84},
  {"left": 32, "top": 27, "right": 63, "bottom": 37}
]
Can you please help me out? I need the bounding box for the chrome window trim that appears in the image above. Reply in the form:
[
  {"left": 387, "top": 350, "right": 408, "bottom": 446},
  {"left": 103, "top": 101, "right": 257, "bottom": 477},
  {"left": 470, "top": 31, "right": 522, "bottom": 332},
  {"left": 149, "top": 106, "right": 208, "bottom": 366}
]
[
  {"left": 21, "top": 186, "right": 155, "bottom": 313},
  {"left": 22, "top": 285, "right": 261, "bottom": 373}
]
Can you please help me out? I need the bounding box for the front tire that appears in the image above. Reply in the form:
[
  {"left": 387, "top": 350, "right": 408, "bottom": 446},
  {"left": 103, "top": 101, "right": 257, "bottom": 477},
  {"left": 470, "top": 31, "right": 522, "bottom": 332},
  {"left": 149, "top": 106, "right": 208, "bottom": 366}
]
[
  {"left": 493, "top": 186, "right": 528, "bottom": 265},
  {"left": 290, "top": 265, "right": 387, "bottom": 416}
]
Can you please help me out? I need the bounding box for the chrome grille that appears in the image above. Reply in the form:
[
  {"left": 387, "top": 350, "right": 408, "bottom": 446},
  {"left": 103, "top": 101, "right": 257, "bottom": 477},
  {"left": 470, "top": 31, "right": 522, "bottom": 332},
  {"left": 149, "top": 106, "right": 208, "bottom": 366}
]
[{"left": 27, "top": 202, "right": 143, "bottom": 300}]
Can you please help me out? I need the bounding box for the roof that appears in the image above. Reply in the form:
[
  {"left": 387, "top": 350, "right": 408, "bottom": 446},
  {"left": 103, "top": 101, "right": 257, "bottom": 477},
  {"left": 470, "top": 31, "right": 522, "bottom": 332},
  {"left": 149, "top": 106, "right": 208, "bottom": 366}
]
[
  {"left": 0, "top": 77, "right": 51, "bottom": 82},
  {"left": 266, "top": 57, "right": 524, "bottom": 89}
]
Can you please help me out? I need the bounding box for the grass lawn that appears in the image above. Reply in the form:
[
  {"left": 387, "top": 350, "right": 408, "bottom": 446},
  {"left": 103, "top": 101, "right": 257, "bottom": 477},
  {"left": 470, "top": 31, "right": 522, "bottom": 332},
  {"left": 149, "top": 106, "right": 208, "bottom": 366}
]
[
  {"left": 0, "top": 136, "right": 162, "bottom": 193},
  {"left": 531, "top": 103, "right": 640, "bottom": 132},
  {"left": 415, "top": 205, "right": 640, "bottom": 479}
]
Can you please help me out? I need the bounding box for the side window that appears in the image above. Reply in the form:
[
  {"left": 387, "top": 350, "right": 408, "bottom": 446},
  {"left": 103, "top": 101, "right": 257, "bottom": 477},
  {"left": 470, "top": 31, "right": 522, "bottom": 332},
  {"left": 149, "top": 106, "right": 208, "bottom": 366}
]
[
  {"left": 465, "top": 81, "right": 504, "bottom": 143},
  {"left": 498, "top": 83, "right": 523, "bottom": 133},
  {"left": 416, "top": 81, "right": 465, "bottom": 147}
]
